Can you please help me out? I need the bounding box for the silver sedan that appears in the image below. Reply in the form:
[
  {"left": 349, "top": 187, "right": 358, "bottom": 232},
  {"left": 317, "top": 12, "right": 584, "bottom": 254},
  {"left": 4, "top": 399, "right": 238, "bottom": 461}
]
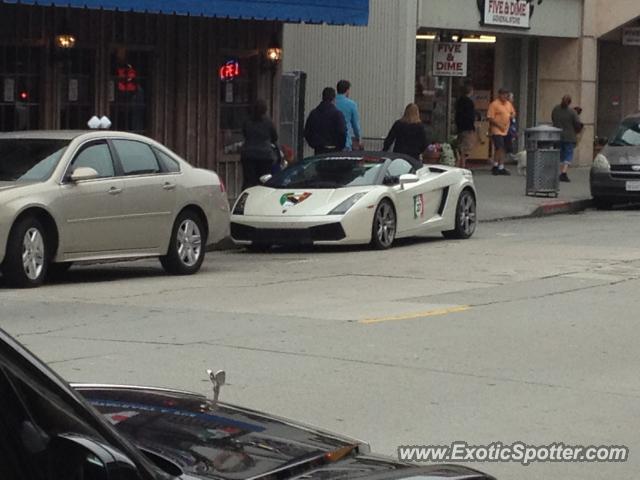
[{"left": 0, "top": 131, "right": 230, "bottom": 287}]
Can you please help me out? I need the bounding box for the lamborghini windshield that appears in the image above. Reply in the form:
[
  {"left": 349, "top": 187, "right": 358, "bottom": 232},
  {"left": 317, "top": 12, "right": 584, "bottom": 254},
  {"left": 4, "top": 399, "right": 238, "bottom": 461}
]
[{"left": 266, "top": 155, "right": 387, "bottom": 189}]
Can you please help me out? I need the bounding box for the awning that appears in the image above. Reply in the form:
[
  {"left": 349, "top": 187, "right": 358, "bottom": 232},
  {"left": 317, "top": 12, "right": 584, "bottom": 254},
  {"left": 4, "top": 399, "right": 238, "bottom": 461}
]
[{"left": 5, "top": 0, "right": 369, "bottom": 25}]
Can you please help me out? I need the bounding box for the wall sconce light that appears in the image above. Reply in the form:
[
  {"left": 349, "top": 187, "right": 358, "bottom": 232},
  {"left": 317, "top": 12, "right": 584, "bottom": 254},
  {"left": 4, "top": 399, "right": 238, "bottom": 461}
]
[
  {"left": 265, "top": 35, "right": 282, "bottom": 65},
  {"left": 55, "top": 33, "right": 76, "bottom": 49},
  {"left": 55, "top": 17, "right": 76, "bottom": 50}
]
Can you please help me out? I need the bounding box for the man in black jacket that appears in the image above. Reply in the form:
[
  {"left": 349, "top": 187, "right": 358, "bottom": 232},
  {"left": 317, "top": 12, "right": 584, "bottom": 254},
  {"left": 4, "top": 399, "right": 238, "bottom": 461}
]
[
  {"left": 454, "top": 82, "right": 477, "bottom": 168},
  {"left": 304, "top": 87, "right": 347, "bottom": 155}
]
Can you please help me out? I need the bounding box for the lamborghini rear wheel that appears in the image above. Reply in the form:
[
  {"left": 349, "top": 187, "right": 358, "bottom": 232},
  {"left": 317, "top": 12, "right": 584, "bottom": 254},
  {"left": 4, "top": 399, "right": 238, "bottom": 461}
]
[{"left": 442, "top": 189, "right": 476, "bottom": 239}]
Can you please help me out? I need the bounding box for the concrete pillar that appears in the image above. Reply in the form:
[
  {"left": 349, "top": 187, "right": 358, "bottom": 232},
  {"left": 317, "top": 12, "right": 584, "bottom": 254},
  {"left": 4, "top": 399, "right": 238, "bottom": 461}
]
[{"left": 537, "top": 0, "right": 598, "bottom": 166}]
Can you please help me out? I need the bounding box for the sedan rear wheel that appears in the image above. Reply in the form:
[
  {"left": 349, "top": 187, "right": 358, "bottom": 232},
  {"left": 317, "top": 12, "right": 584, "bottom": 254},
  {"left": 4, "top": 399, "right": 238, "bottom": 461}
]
[
  {"left": 160, "top": 211, "right": 206, "bottom": 275},
  {"left": 370, "top": 199, "right": 396, "bottom": 249},
  {"left": 442, "top": 189, "right": 476, "bottom": 239},
  {"left": 3, "top": 217, "right": 48, "bottom": 288}
]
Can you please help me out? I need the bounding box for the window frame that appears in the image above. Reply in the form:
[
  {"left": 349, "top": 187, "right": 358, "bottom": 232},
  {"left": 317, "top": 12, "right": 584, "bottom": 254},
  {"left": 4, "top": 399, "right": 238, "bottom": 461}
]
[
  {"left": 151, "top": 146, "right": 182, "bottom": 174},
  {"left": 62, "top": 139, "right": 119, "bottom": 183},
  {"left": 109, "top": 139, "right": 166, "bottom": 177}
]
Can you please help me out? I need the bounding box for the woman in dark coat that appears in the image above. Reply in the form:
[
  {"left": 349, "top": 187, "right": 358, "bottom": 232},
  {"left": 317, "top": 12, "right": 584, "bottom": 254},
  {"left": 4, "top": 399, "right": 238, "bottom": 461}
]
[
  {"left": 383, "top": 103, "right": 429, "bottom": 160},
  {"left": 241, "top": 99, "right": 278, "bottom": 189}
]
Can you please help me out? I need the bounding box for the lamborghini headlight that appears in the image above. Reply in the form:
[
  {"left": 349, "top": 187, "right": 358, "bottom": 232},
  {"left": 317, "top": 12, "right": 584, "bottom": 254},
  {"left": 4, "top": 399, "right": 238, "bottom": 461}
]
[
  {"left": 328, "top": 192, "right": 367, "bottom": 215},
  {"left": 593, "top": 153, "right": 610, "bottom": 171},
  {"left": 232, "top": 192, "right": 249, "bottom": 215}
]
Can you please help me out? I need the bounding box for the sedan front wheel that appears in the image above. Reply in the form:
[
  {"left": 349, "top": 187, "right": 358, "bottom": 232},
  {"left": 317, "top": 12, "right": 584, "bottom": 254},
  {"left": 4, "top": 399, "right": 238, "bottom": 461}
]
[
  {"left": 3, "top": 216, "right": 49, "bottom": 288},
  {"left": 160, "top": 211, "right": 206, "bottom": 275}
]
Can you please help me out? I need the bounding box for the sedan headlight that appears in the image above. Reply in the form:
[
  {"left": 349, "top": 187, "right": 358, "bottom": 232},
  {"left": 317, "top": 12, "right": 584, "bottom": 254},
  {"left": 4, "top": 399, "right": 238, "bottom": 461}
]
[
  {"left": 232, "top": 192, "right": 249, "bottom": 215},
  {"left": 328, "top": 192, "right": 367, "bottom": 215},
  {"left": 593, "top": 153, "right": 610, "bottom": 171}
]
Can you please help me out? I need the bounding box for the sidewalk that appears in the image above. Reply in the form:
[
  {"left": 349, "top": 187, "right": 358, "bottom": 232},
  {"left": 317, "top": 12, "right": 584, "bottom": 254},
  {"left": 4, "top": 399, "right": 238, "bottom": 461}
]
[{"left": 472, "top": 166, "right": 592, "bottom": 221}]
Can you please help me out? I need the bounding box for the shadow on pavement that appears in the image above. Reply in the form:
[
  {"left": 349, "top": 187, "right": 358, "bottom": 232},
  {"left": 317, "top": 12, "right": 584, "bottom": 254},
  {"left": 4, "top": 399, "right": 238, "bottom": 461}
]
[
  {"left": 231, "top": 235, "right": 447, "bottom": 255},
  {"left": 0, "top": 264, "right": 165, "bottom": 289}
]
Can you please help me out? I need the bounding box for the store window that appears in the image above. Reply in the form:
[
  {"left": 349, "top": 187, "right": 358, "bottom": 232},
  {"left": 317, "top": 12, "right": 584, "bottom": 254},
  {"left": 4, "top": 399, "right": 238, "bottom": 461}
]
[
  {"left": 109, "top": 49, "right": 150, "bottom": 134},
  {"left": 415, "top": 38, "right": 496, "bottom": 161},
  {"left": 219, "top": 55, "right": 258, "bottom": 154},
  {"left": 59, "top": 48, "right": 95, "bottom": 129},
  {"left": 0, "top": 46, "right": 42, "bottom": 131},
  {"left": 112, "top": 139, "right": 160, "bottom": 175},
  {"left": 415, "top": 40, "right": 449, "bottom": 143}
]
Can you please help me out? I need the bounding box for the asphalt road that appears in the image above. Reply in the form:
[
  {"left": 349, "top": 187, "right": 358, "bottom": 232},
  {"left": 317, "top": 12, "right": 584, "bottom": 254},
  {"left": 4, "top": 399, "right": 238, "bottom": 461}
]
[{"left": 2, "top": 208, "right": 640, "bottom": 479}]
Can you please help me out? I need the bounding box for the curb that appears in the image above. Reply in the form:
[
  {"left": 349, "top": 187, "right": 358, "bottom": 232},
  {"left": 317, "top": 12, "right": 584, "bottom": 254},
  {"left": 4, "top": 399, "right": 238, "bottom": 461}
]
[
  {"left": 481, "top": 198, "right": 593, "bottom": 223},
  {"left": 530, "top": 198, "right": 593, "bottom": 217}
]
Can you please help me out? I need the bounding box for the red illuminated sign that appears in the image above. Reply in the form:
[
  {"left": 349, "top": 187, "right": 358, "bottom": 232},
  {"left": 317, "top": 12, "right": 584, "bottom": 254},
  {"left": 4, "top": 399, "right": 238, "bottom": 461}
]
[
  {"left": 117, "top": 65, "right": 138, "bottom": 93},
  {"left": 219, "top": 60, "right": 240, "bottom": 81}
]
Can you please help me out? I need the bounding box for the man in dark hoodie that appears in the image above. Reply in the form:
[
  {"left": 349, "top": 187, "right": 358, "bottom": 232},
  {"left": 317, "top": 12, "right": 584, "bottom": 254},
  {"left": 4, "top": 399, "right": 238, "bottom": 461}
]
[{"left": 304, "top": 87, "right": 347, "bottom": 155}]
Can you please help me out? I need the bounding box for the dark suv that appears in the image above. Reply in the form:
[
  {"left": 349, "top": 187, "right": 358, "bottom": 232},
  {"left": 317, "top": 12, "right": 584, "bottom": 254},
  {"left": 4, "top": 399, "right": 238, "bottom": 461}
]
[{"left": 591, "top": 114, "right": 640, "bottom": 209}]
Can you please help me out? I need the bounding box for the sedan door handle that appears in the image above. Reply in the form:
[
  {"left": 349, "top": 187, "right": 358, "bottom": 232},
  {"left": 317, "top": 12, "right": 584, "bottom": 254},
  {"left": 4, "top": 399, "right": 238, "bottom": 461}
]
[
  {"left": 163, "top": 182, "right": 176, "bottom": 190},
  {"left": 108, "top": 186, "right": 123, "bottom": 195}
]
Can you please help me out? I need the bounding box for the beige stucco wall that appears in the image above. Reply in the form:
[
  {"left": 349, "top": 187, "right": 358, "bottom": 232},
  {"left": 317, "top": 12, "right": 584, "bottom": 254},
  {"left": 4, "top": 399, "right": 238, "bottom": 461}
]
[
  {"left": 595, "top": 0, "right": 640, "bottom": 36},
  {"left": 537, "top": 38, "right": 597, "bottom": 166},
  {"left": 536, "top": 0, "right": 640, "bottom": 165},
  {"left": 537, "top": 0, "right": 599, "bottom": 166}
]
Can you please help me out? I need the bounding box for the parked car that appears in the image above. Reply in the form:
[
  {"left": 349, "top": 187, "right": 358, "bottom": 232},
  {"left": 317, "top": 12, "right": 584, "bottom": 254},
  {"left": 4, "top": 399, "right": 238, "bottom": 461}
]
[
  {"left": 231, "top": 151, "right": 477, "bottom": 251},
  {"left": 0, "top": 328, "right": 495, "bottom": 480},
  {"left": 590, "top": 113, "right": 640, "bottom": 209},
  {"left": 0, "top": 131, "right": 230, "bottom": 287}
]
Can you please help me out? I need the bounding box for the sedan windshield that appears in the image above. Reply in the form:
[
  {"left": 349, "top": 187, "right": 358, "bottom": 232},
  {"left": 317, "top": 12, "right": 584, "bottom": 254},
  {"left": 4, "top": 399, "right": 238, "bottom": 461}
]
[
  {"left": 0, "top": 139, "right": 70, "bottom": 182},
  {"left": 609, "top": 118, "right": 640, "bottom": 147},
  {"left": 266, "top": 156, "right": 386, "bottom": 189}
]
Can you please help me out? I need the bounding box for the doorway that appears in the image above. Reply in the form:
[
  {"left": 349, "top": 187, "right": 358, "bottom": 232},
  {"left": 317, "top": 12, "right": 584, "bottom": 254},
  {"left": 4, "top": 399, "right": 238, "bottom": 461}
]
[{"left": 0, "top": 45, "right": 42, "bottom": 131}]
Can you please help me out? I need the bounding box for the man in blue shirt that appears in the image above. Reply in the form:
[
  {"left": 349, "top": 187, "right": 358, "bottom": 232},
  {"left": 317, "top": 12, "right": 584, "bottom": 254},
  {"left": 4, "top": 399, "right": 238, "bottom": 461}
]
[{"left": 335, "top": 80, "right": 362, "bottom": 151}]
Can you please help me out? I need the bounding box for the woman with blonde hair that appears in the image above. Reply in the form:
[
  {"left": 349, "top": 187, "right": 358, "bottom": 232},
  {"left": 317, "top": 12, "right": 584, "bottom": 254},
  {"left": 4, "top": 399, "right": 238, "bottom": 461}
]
[{"left": 382, "top": 103, "right": 430, "bottom": 160}]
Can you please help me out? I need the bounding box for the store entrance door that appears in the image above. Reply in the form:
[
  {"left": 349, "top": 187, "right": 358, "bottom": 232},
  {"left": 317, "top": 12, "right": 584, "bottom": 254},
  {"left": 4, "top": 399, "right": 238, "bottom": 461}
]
[
  {"left": 217, "top": 53, "right": 259, "bottom": 200},
  {"left": 58, "top": 48, "right": 96, "bottom": 130}
]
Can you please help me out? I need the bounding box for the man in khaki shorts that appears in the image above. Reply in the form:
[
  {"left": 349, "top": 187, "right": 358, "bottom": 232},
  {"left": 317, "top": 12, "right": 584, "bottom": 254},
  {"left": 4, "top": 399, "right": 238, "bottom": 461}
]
[{"left": 487, "top": 87, "right": 516, "bottom": 175}]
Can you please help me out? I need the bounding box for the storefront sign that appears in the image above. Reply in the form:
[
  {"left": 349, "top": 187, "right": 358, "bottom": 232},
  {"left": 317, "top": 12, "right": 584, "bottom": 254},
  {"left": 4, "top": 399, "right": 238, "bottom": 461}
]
[
  {"left": 3, "top": 78, "right": 14, "bottom": 102},
  {"left": 219, "top": 60, "right": 240, "bottom": 81},
  {"left": 622, "top": 27, "right": 640, "bottom": 46},
  {"left": 224, "top": 82, "right": 234, "bottom": 103},
  {"left": 433, "top": 42, "right": 467, "bottom": 77},
  {"left": 68, "top": 78, "right": 79, "bottom": 102},
  {"left": 484, "top": 0, "right": 530, "bottom": 28},
  {"left": 116, "top": 65, "right": 138, "bottom": 93}
]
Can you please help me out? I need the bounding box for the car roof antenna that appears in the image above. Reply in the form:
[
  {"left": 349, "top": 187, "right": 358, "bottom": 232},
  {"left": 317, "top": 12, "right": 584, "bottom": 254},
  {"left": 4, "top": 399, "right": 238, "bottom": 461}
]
[{"left": 206, "top": 369, "right": 226, "bottom": 408}]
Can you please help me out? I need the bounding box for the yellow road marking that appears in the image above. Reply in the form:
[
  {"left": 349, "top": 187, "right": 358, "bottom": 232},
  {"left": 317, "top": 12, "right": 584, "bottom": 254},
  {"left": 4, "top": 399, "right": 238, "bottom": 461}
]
[{"left": 359, "top": 305, "right": 471, "bottom": 324}]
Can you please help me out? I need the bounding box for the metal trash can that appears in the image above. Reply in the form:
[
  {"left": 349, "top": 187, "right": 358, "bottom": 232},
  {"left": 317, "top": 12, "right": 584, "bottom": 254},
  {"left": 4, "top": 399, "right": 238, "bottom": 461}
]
[{"left": 525, "top": 125, "right": 562, "bottom": 197}]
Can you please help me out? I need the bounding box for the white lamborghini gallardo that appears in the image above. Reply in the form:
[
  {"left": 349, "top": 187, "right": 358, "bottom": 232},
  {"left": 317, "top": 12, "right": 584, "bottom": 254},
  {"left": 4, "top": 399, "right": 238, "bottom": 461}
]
[{"left": 230, "top": 151, "right": 477, "bottom": 250}]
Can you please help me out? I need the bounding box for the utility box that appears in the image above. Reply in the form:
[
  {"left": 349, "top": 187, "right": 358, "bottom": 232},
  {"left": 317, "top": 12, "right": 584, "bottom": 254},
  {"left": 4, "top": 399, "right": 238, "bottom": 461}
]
[
  {"left": 525, "top": 125, "right": 562, "bottom": 197},
  {"left": 279, "top": 71, "right": 306, "bottom": 162}
]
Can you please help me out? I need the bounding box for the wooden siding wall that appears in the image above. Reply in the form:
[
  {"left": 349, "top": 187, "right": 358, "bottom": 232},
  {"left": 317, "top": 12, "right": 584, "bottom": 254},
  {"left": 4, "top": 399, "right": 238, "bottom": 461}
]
[{"left": 0, "top": 4, "right": 281, "bottom": 184}]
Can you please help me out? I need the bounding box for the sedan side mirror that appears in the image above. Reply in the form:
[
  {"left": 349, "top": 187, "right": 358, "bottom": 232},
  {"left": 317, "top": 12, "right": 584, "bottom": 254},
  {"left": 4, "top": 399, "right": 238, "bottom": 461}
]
[
  {"left": 70, "top": 167, "right": 99, "bottom": 182},
  {"left": 50, "top": 433, "right": 140, "bottom": 479},
  {"left": 399, "top": 173, "right": 419, "bottom": 188},
  {"left": 259, "top": 174, "right": 272, "bottom": 184}
]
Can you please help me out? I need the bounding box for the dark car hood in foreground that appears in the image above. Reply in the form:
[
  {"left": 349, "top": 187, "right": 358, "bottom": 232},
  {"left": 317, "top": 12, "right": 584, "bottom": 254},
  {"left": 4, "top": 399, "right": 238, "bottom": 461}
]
[{"left": 75, "top": 385, "right": 492, "bottom": 480}]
